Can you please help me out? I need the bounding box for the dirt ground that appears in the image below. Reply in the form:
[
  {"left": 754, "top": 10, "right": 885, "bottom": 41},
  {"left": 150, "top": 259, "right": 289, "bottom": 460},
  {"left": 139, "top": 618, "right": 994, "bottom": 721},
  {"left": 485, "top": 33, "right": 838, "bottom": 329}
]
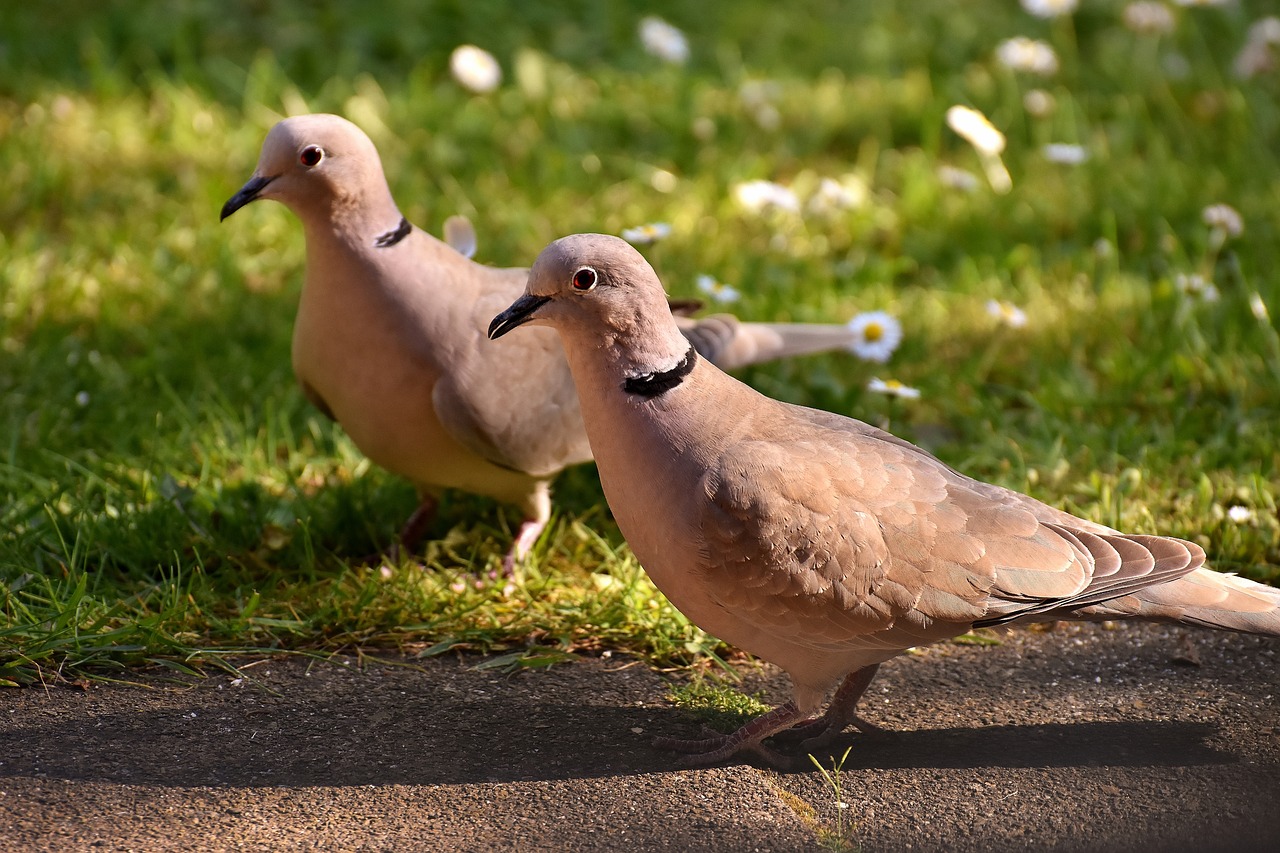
[{"left": 1, "top": 622, "right": 1277, "bottom": 852}]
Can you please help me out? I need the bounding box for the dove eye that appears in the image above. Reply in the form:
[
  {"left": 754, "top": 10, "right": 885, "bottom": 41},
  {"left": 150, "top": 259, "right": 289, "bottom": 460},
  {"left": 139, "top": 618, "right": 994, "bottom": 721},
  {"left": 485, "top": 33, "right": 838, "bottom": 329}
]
[
  {"left": 572, "top": 267, "right": 598, "bottom": 292},
  {"left": 299, "top": 145, "right": 324, "bottom": 167}
]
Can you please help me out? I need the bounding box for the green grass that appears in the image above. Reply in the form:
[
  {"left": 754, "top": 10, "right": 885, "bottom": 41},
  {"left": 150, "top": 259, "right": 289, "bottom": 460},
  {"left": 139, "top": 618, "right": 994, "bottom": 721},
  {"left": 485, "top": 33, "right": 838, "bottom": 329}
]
[{"left": 2, "top": 1, "right": 1278, "bottom": 685}]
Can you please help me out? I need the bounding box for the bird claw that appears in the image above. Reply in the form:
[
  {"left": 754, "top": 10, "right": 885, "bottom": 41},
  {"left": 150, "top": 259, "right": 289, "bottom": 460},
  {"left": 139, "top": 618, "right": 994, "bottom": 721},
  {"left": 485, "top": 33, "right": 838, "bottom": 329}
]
[
  {"left": 775, "top": 709, "right": 885, "bottom": 741},
  {"left": 769, "top": 716, "right": 828, "bottom": 743},
  {"left": 652, "top": 730, "right": 730, "bottom": 755},
  {"left": 654, "top": 722, "right": 853, "bottom": 771},
  {"left": 795, "top": 727, "right": 842, "bottom": 753},
  {"left": 499, "top": 549, "right": 518, "bottom": 579},
  {"left": 851, "top": 715, "right": 888, "bottom": 735},
  {"left": 663, "top": 737, "right": 808, "bottom": 771}
]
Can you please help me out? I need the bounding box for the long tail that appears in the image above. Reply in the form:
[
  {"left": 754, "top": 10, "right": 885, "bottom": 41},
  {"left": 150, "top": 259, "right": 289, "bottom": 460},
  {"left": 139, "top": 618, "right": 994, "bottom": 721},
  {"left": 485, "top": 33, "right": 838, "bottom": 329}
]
[
  {"left": 1074, "top": 567, "right": 1280, "bottom": 637},
  {"left": 676, "top": 314, "right": 858, "bottom": 371},
  {"left": 447, "top": 216, "right": 855, "bottom": 370}
]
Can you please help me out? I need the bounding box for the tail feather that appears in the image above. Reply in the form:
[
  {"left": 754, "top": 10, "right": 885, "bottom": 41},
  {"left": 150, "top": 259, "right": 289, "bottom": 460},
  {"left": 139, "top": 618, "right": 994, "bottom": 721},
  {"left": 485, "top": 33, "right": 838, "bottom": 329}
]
[
  {"left": 1073, "top": 567, "right": 1280, "bottom": 638},
  {"left": 979, "top": 529, "right": 1201, "bottom": 627},
  {"left": 677, "top": 314, "right": 857, "bottom": 371}
]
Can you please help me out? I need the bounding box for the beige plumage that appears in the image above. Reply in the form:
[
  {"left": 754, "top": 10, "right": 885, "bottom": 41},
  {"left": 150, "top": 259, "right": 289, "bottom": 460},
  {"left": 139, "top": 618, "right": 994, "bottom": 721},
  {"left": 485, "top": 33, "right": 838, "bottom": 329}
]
[
  {"left": 488, "top": 233, "right": 1280, "bottom": 766},
  {"left": 221, "top": 114, "right": 868, "bottom": 566}
]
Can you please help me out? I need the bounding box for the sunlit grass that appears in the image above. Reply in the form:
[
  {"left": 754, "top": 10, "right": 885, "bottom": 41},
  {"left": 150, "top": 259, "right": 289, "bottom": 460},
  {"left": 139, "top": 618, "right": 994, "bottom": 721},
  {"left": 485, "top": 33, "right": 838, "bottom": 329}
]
[{"left": 2, "top": 1, "right": 1277, "bottom": 685}]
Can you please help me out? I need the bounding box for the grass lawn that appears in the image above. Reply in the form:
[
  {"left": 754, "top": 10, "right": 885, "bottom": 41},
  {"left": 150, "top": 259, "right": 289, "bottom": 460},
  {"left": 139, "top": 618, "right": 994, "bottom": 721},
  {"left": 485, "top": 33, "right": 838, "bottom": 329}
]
[{"left": 2, "top": 0, "right": 1278, "bottom": 687}]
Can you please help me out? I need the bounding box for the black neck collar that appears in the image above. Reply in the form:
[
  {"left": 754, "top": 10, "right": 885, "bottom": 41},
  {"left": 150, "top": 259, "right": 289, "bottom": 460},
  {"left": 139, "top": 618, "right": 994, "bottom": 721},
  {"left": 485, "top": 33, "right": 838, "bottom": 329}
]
[
  {"left": 623, "top": 346, "right": 697, "bottom": 398},
  {"left": 373, "top": 217, "right": 412, "bottom": 248}
]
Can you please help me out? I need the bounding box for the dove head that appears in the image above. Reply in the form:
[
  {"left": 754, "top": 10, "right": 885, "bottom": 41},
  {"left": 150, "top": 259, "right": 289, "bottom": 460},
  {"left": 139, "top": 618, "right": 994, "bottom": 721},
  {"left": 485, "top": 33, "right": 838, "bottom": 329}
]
[
  {"left": 489, "top": 234, "right": 686, "bottom": 357},
  {"left": 221, "top": 114, "right": 395, "bottom": 223}
]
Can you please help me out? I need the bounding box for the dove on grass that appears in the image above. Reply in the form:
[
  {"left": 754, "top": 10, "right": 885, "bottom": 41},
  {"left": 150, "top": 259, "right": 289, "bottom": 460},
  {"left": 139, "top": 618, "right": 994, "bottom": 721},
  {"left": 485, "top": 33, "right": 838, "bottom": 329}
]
[
  {"left": 221, "top": 114, "right": 872, "bottom": 568},
  {"left": 489, "top": 233, "right": 1280, "bottom": 766}
]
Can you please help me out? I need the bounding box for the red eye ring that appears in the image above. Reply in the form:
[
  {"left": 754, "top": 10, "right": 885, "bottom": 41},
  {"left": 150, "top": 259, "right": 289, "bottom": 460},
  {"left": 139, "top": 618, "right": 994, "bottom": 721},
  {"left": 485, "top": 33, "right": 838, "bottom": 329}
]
[
  {"left": 572, "top": 267, "right": 598, "bottom": 291},
  {"left": 299, "top": 145, "right": 324, "bottom": 167}
]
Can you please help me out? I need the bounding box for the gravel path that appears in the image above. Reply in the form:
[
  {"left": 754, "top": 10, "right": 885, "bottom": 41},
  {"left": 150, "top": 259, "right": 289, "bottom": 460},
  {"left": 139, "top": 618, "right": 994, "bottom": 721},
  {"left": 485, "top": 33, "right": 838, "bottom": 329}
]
[{"left": 1, "top": 622, "right": 1276, "bottom": 852}]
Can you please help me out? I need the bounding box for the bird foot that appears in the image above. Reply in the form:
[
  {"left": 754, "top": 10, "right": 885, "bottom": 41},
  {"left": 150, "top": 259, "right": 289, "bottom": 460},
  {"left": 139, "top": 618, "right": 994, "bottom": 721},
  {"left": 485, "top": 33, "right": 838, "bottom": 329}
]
[
  {"left": 654, "top": 731, "right": 801, "bottom": 770},
  {"left": 652, "top": 724, "right": 729, "bottom": 754},
  {"left": 355, "top": 495, "right": 440, "bottom": 567},
  {"left": 850, "top": 716, "right": 888, "bottom": 735},
  {"left": 770, "top": 716, "right": 830, "bottom": 743},
  {"left": 676, "top": 740, "right": 803, "bottom": 771},
  {"left": 397, "top": 495, "right": 440, "bottom": 553},
  {"left": 499, "top": 549, "right": 519, "bottom": 579},
  {"left": 652, "top": 701, "right": 807, "bottom": 768},
  {"left": 653, "top": 666, "right": 891, "bottom": 768},
  {"left": 496, "top": 516, "right": 547, "bottom": 578}
]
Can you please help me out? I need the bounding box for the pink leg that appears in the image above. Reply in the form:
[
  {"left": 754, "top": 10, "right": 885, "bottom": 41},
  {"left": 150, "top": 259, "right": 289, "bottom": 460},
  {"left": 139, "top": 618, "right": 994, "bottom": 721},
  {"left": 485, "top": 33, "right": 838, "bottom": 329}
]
[
  {"left": 397, "top": 494, "right": 439, "bottom": 553},
  {"left": 786, "top": 665, "right": 883, "bottom": 750},
  {"left": 653, "top": 701, "right": 809, "bottom": 768},
  {"left": 499, "top": 486, "right": 551, "bottom": 577},
  {"left": 364, "top": 494, "right": 438, "bottom": 565},
  {"left": 381, "top": 489, "right": 437, "bottom": 560},
  {"left": 500, "top": 515, "right": 548, "bottom": 576}
]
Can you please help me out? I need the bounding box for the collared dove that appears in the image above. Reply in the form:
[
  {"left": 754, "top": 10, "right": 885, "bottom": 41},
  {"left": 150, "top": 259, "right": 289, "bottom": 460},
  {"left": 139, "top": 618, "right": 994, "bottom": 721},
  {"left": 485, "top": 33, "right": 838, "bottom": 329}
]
[
  {"left": 489, "top": 233, "right": 1280, "bottom": 767},
  {"left": 221, "top": 114, "right": 872, "bottom": 567}
]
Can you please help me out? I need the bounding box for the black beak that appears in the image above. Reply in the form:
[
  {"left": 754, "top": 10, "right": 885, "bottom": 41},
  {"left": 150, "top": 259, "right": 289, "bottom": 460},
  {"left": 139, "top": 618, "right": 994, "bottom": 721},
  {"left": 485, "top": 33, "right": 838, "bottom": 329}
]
[
  {"left": 220, "top": 175, "right": 276, "bottom": 221},
  {"left": 488, "top": 294, "right": 551, "bottom": 339}
]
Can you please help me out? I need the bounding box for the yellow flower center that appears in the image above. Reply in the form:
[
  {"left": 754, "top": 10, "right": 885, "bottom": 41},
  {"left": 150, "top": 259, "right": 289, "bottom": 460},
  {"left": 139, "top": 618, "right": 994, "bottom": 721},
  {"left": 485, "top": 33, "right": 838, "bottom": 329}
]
[{"left": 864, "top": 322, "right": 884, "bottom": 342}]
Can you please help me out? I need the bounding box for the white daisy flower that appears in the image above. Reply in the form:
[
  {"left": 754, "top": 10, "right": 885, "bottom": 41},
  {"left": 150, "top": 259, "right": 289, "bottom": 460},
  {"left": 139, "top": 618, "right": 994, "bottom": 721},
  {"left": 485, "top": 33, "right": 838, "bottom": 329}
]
[
  {"left": 750, "top": 104, "right": 782, "bottom": 131},
  {"left": 1234, "top": 37, "right": 1276, "bottom": 80},
  {"left": 739, "top": 80, "right": 782, "bottom": 110},
  {"left": 1021, "top": 0, "right": 1078, "bottom": 17},
  {"left": 1123, "top": 2, "right": 1177, "bottom": 35},
  {"left": 846, "top": 311, "right": 903, "bottom": 363},
  {"left": 734, "top": 180, "right": 800, "bottom": 214},
  {"left": 639, "top": 17, "right": 690, "bottom": 64},
  {"left": 1043, "top": 143, "right": 1089, "bottom": 164},
  {"left": 1202, "top": 204, "right": 1243, "bottom": 238},
  {"left": 1023, "top": 88, "right": 1056, "bottom": 117},
  {"left": 739, "top": 80, "right": 783, "bottom": 130},
  {"left": 449, "top": 45, "right": 502, "bottom": 94},
  {"left": 937, "top": 165, "right": 981, "bottom": 192},
  {"left": 1174, "top": 273, "right": 1220, "bottom": 302},
  {"left": 650, "top": 169, "right": 678, "bottom": 193},
  {"left": 807, "top": 177, "right": 866, "bottom": 215},
  {"left": 946, "top": 105, "right": 1005, "bottom": 156},
  {"left": 696, "top": 274, "right": 741, "bottom": 304},
  {"left": 620, "top": 223, "right": 672, "bottom": 245},
  {"left": 1226, "top": 505, "right": 1255, "bottom": 524},
  {"left": 1249, "top": 292, "right": 1270, "bottom": 322},
  {"left": 1247, "top": 15, "right": 1280, "bottom": 44},
  {"left": 986, "top": 299, "right": 1029, "bottom": 328},
  {"left": 996, "top": 37, "right": 1060, "bottom": 76},
  {"left": 946, "top": 106, "right": 1012, "bottom": 193},
  {"left": 867, "top": 377, "right": 921, "bottom": 399}
]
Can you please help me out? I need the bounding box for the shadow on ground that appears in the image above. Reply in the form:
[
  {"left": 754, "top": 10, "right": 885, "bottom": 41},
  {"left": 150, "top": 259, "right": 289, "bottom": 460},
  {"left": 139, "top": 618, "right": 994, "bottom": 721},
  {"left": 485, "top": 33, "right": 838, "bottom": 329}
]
[
  {"left": 0, "top": 677, "right": 1233, "bottom": 789},
  {"left": 1, "top": 622, "right": 1277, "bottom": 852}
]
